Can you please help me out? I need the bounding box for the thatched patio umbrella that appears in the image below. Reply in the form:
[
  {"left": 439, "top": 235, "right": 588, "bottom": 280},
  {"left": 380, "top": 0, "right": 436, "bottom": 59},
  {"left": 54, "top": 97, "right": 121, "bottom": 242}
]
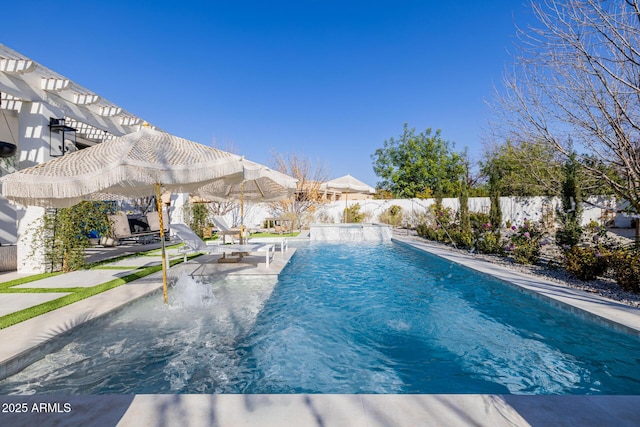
[
  {"left": 0, "top": 127, "right": 245, "bottom": 303},
  {"left": 194, "top": 157, "right": 298, "bottom": 242},
  {"left": 321, "top": 174, "right": 375, "bottom": 222}
]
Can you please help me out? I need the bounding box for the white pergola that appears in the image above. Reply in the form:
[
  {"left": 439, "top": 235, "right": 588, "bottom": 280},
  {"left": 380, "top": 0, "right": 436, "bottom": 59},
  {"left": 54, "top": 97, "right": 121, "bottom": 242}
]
[
  {"left": 0, "top": 43, "right": 161, "bottom": 272},
  {"left": 0, "top": 43, "right": 158, "bottom": 154}
]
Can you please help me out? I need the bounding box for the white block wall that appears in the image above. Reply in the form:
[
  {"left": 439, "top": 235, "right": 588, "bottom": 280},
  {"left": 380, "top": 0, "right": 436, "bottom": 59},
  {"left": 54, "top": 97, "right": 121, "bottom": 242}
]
[{"left": 17, "top": 206, "right": 47, "bottom": 274}]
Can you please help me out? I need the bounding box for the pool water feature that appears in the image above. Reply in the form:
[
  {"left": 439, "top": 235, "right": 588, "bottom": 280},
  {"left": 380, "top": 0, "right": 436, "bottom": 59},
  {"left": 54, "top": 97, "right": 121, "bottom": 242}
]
[
  {"left": 1, "top": 242, "right": 639, "bottom": 395},
  {"left": 309, "top": 223, "right": 392, "bottom": 241}
]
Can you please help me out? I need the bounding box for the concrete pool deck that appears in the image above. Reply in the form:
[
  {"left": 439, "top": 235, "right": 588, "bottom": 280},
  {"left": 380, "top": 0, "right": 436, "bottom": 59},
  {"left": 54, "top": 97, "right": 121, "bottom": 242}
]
[{"left": 0, "top": 236, "right": 639, "bottom": 426}]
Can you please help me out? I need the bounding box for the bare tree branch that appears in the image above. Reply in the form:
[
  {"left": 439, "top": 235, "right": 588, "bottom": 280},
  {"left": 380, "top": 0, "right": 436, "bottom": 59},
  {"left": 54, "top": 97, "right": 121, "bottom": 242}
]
[{"left": 491, "top": 0, "right": 640, "bottom": 226}]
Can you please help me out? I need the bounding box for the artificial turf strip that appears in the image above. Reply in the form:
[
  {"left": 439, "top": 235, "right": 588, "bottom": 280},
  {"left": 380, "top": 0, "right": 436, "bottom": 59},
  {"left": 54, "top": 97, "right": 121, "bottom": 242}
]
[
  {"left": 0, "top": 288, "right": 85, "bottom": 294},
  {"left": 85, "top": 243, "right": 184, "bottom": 268},
  {"left": 0, "top": 269, "right": 158, "bottom": 330},
  {"left": 0, "top": 272, "right": 63, "bottom": 291},
  {"left": 0, "top": 254, "right": 201, "bottom": 330}
]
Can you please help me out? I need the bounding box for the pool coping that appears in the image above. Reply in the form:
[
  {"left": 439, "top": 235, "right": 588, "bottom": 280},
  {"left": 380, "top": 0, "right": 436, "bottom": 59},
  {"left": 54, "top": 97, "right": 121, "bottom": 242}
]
[{"left": 392, "top": 237, "right": 640, "bottom": 338}]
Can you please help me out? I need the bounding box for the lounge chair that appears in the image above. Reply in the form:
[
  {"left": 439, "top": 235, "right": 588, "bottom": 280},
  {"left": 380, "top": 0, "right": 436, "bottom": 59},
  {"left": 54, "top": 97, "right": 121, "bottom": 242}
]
[
  {"left": 171, "top": 222, "right": 275, "bottom": 267},
  {"left": 146, "top": 210, "right": 170, "bottom": 237},
  {"left": 105, "top": 212, "right": 131, "bottom": 245},
  {"left": 106, "top": 211, "right": 168, "bottom": 245},
  {"left": 211, "top": 215, "right": 248, "bottom": 244},
  {"left": 170, "top": 222, "right": 219, "bottom": 259}
]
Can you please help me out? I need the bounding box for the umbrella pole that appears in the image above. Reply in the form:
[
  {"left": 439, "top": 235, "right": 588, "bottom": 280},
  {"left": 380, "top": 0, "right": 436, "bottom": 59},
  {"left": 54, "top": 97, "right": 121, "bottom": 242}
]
[
  {"left": 240, "top": 181, "right": 245, "bottom": 244},
  {"left": 155, "top": 182, "right": 168, "bottom": 304}
]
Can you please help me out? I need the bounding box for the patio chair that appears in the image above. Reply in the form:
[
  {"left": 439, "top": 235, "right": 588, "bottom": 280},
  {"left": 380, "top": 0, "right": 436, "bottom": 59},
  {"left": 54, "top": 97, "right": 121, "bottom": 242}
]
[
  {"left": 146, "top": 210, "right": 170, "bottom": 241},
  {"left": 104, "top": 212, "right": 132, "bottom": 246},
  {"left": 170, "top": 222, "right": 220, "bottom": 260},
  {"left": 106, "top": 211, "right": 169, "bottom": 245},
  {"left": 211, "top": 216, "right": 248, "bottom": 244},
  {"left": 171, "top": 222, "right": 275, "bottom": 267}
]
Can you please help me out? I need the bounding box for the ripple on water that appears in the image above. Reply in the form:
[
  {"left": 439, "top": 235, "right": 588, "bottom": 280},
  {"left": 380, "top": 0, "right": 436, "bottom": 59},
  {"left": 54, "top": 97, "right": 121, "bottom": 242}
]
[{"left": 1, "top": 242, "right": 640, "bottom": 394}]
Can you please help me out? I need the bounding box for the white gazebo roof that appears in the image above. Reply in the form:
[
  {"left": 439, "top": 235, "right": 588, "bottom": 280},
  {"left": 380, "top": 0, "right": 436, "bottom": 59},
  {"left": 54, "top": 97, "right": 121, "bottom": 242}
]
[{"left": 321, "top": 174, "right": 375, "bottom": 194}]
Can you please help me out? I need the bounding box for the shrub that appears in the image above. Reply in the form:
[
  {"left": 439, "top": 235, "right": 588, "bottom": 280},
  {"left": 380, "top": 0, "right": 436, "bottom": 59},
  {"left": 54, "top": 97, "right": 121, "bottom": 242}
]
[
  {"left": 510, "top": 239, "right": 541, "bottom": 264},
  {"left": 609, "top": 250, "right": 640, "bottom": 293},
  {"left": 344, "top": 203, "right": 364, "bottom": 223},
  {"left": 378, "top": 205, "right": 403, "bottom": 227},
  {"left": 475, "top": 230, "right": 504, "bottom": 255},
  {"left": 506, "top": 219, "right": 545, "bottom": 264},
  {"left": 469, "top": 212, "right": 490, "bottom": 232},
  {"left": 417, "top": 223, "right": 450, "bottom": 243},
  {"left": 451, "top": 229, "right": 475, "bottom": 249},
  {"left": 429, "top": 201, "right": 454, "bottom": 229},
  {"left": 39, "top": 201, "right": 114, "bottom": 272},
  {"left": 416, "top": 223, "right": 429, "bottom": 238},
  {"left": 555, "top": 221, "right": 583, "bottom": 249},
  {"left": 563, "top": 246, "right": 610, "bottom": 281},
  {"left": 186, "top": 202, "right": 210, "bottom": 239},
  {"left": 585, "top": 220, "right": 601, "bottom": 232}
]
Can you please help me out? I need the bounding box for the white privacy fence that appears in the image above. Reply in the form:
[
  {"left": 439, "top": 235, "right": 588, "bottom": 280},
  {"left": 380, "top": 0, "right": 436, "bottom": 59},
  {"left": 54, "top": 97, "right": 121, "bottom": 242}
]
[
  {"left": 202, "top": 195, "right": 629, "bottom": 230},
  {"left": 312, "top": 195, "right": 621, "bottom": 228}
]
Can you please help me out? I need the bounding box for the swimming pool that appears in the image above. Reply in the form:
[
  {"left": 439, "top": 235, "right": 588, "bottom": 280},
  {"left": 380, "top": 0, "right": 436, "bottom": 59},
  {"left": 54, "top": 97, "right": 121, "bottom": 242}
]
[{"left": 1, "top": 241, "right": 640, "bottom": 395}]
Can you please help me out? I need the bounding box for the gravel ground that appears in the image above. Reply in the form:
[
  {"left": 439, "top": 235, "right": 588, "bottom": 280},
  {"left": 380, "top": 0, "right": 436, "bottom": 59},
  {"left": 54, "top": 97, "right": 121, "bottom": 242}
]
[{"left": 395, "top": 229, "right": 640, "bottom": 308}]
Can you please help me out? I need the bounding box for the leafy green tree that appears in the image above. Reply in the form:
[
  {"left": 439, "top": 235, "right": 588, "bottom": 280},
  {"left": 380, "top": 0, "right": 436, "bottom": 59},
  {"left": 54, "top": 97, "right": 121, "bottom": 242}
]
[
  {"left": 482, "top": 140, "right": 563, "bottom": 197},
  {"left": 458, "top": 154, "right": 473, "bottom": 234},
  {"left": 482, "top": 147, "right": 504, "bottom": 231},
  {"left": 580, "top": 155, "right": 620, "bottom": 197},
  {"left": 371, "top": 124, "right": 465, "bottom": 198},
  {"left": 483, "top": 141, "right": 616, "bottom": 199}
]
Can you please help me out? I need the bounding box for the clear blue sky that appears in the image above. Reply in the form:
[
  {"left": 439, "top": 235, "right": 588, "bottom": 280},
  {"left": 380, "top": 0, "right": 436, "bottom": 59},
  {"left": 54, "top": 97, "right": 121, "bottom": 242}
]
[{"left": 3, "top": 0, "right": 532, "bottom": 187}]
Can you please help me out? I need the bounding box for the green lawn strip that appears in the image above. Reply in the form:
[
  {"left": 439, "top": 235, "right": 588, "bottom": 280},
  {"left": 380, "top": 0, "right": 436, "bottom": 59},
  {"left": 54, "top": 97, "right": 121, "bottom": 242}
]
[
  {"left": 0, "top": 287, "right": 86, "bottom": 293},
  {"left": 135, "top": 243, "right": 186, "bottom": 257},
  {"left": 0, "top": 272, "right": 63, "bottom": 290},
  {"left": 0, "top": 269, "right": 159, "bottom": 330},
  {"left": 0, "top": 253, "right": 201, "bottom": 330},
  {"left": 0, "top": 244, "right": 185, "bottom": 289},
  {"left": 87, "top": 254, "right": 146, "bottom": 268},
  {"left": 85, "top": 243, "right": 184, "bottom": 268}
]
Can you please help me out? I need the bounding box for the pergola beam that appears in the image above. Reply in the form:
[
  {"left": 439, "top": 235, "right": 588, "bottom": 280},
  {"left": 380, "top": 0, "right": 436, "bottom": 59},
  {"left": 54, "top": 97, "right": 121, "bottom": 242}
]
[
  {"left": 0, "top": 58, "right": 35, "bottom": 73},
  {"left": 41, "top": 78, "right": 70, "bottom": 91},
  {"left": 1, "top": 43, "right": 161, "bottom": 148}
]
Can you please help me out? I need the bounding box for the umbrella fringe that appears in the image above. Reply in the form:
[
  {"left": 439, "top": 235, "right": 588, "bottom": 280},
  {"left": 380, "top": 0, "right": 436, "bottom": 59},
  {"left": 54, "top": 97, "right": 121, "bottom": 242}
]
[{"left": 1, "top": 162, "right": 244, "bottom": 207}]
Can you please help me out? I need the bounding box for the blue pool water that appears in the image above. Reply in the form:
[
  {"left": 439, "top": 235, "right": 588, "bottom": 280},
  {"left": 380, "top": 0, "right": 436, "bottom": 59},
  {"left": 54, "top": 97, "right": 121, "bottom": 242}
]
[{"left": 1, "top": 241, "right": 640, "bottom": 395}]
